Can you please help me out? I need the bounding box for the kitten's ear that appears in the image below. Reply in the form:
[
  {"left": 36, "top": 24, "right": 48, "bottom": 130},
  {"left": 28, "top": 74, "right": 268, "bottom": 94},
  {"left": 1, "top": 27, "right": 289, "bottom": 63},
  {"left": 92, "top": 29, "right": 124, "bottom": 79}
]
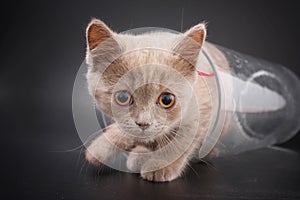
[
  {"left": 184, "top": 23, "right": 206, "bottom": 46},
  {"left": 86, "top": 18, "right": 114, "bottom": 50},
  {"left": 174, "top": 23, "right": 206, "bottom": 65},
  {"left": 86, "top": 19, "right": 122, "bottom": 70}
]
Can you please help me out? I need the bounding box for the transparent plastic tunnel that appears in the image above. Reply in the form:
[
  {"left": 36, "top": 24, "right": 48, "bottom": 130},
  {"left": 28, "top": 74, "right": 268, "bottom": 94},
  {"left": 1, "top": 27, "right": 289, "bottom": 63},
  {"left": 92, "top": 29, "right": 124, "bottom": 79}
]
[
  {"left": 195, "top": 43, "right": 300, "bottom": 158},
  {"left": 73, "top": 27, "right": 300, "bottom": 171}
]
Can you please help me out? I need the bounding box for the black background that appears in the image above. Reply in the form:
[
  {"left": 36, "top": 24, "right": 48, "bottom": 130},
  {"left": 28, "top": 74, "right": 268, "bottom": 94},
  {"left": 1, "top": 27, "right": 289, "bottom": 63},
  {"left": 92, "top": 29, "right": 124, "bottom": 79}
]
[{"left": 1, "top": 1, "right": 300, "bottom": 199}]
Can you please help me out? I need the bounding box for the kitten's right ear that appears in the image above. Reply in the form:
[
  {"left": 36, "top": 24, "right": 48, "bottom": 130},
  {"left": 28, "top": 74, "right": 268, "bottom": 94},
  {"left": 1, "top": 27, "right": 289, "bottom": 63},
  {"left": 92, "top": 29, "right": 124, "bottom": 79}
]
[
  {"left": 86, "top": 19, "right": 122, "bottom": 70},
  {"left": 86, "top": 18, "right": 114, "bottom": 51}
]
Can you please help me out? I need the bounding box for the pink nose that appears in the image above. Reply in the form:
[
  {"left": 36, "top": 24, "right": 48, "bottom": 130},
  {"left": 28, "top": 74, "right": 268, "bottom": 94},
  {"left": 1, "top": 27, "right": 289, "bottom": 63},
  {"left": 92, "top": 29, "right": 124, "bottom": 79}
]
[{"left": 135, "top": 121, "right": 151, "bottom": 130}]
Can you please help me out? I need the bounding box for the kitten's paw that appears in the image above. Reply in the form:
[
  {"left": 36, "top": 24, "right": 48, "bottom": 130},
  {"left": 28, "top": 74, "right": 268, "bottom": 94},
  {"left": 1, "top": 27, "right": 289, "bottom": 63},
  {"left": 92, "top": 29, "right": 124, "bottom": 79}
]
[
  {"left": 85, "top": 150, "right": 102, "bottom": 166},
  {"left": 115, "top": 140, "right": 135, "bottom": 151},
  {"left": 84, "top": 133, "right": 134, "bottom": 166},
  {"left": 141, "top": 159, "right": 181, "bottom": 182},
  {"left": 127, "top": 146, "right": 150, "bottom": 172}
]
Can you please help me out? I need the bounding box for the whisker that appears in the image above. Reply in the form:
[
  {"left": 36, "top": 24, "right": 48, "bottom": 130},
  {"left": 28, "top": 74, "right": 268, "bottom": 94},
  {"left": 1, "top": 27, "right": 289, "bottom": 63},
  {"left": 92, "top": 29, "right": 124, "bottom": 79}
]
[
  {"left": 186, "top": 162, "right": 200, "bottom": 178},
  {"left": 76, "top": 146, "right": 84, "bottom": 169},
  {"left": 79, "top": 159, "right": 88, "bottom": 176},
  {"left": 180, "top": 7, "right": 184, "bottom": 32},
  {"left": 198, "top": 158, "right": 217, "bottom": 171},
  {"left": 48, "top": 126, "right": 111, "bottom": 153}
]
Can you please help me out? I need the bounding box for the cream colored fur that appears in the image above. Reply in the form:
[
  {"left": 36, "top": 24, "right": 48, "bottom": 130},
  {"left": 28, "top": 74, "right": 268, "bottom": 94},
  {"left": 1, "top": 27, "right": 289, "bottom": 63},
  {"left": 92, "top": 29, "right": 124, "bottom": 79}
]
[{"left": 85, "top": 19, "right": 228, "bottom": 182}]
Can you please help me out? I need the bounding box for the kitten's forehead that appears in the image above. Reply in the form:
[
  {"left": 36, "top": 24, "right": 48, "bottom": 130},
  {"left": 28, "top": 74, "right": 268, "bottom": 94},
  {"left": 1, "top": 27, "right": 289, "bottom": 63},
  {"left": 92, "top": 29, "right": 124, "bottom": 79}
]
[
  {"left": 121, "top": 49, "right": 176, "bottom": 69},
  {"left": 107, "top": 49, "right": 193, "bottom": 90},
  {"left": 113, "top": 63, "right": 189, "bottom": 97}
]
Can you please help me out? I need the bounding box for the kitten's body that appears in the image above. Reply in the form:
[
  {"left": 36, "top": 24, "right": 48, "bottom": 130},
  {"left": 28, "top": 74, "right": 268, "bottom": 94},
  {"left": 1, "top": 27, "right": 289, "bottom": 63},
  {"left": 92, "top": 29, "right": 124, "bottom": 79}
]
[{"left": 85, "top": 19, "right": 229, "bottom": 182}]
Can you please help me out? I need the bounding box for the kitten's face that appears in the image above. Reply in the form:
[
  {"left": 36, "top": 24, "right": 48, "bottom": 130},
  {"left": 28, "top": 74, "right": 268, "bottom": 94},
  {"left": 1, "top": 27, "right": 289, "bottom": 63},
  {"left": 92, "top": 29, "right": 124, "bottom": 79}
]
[
  {"left": 94, "top": 50, "right": 196, "bottom": 140},
  {"left": 112, "top": 81, "right": 181, "bottom": 139},
  {"left": 86, "top": 19, "right": 206, "bottom": 142}
]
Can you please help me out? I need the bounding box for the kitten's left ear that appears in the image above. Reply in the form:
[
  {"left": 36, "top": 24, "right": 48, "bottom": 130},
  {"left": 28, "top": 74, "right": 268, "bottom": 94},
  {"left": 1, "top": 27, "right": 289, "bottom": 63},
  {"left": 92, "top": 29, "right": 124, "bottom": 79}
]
[{"left": 174, "top": 23, "right": 207, "bottom": 65}]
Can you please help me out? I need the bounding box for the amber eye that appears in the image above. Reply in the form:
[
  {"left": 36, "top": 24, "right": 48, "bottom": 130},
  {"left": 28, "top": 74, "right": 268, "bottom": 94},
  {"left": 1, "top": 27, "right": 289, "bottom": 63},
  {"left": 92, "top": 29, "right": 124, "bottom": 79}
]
[
  {"left": 115, "top": 90, "right": 132, "bottom": 106},
  {"left": 158, "top": 92, "right": 175, "bottom": 109}
]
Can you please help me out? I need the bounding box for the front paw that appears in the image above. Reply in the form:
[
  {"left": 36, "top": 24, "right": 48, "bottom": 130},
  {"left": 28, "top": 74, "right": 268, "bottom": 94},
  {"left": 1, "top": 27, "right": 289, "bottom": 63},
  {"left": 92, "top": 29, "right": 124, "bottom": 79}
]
[
  {"left": 84, "top": 135, "right": 115, "bottom": 166},
  {"left": 141, "top": 159, "right": 182, "bottom": 182},
  {"left": 127, "top": 146, "right": 150, "bottom": 172},
  {"left": 84, "top": 130, "right": 135, "bottom": 166}
]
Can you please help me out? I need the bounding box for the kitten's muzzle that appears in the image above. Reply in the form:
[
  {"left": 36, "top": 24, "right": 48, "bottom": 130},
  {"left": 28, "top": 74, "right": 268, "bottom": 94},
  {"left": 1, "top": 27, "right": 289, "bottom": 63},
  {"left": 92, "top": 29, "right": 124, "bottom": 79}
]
[{"left": 135, "top": 121, "right": 151, "bottom": 130}]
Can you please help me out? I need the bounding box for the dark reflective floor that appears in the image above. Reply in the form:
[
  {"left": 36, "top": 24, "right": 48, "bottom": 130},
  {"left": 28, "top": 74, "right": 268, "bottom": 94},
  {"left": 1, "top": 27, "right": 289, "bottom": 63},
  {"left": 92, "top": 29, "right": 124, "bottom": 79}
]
[{"left": 4, "top": 133, "right": 300, "bottom": 200}]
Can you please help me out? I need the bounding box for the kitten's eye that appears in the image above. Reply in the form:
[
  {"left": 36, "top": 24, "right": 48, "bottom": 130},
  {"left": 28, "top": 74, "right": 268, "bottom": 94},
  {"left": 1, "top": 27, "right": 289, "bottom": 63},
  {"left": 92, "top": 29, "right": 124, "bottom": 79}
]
[
  {"left": 115, "top": 90, "right": 132, "bottom": 106},
  {"left": 158, "top": 92, "right": 175, "bottom": 109}
]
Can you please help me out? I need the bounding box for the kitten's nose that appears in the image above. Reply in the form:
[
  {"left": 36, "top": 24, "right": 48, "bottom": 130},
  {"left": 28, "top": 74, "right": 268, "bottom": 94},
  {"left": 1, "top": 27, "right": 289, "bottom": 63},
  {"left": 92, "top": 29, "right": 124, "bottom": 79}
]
[{"left": 135, "top": 121, "right": 151, "bottom": 130}]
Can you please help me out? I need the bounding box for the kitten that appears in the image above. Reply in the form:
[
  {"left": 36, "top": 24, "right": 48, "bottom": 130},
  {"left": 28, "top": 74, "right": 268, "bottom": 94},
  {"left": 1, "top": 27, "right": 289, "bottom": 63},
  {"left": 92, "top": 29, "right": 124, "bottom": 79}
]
[{"left": 84, "top": 18, "right": 228, "bottom": 182}]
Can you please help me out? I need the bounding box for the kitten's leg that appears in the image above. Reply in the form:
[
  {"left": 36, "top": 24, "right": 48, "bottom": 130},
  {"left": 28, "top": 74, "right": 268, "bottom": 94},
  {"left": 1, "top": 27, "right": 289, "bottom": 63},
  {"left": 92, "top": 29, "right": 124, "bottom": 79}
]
[
  {"left": 140, "top": 132, "right": 201, "bottom": 182},
  {"left": 140, "top": 154, "right": 189, "bottom": 182},
  {"left": 85, "top": 123, "right": 134, "bottom": 166},
  {"left": 126, "top": 145, "right": 151, "bottom": 172}
]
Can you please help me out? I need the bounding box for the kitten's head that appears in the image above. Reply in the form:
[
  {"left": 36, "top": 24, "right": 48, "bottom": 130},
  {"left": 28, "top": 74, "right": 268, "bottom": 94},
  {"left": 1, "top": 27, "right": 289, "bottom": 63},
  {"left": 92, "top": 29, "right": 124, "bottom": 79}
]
[{"left": 86, "top": 19, "right": 206, "bottom": 141}]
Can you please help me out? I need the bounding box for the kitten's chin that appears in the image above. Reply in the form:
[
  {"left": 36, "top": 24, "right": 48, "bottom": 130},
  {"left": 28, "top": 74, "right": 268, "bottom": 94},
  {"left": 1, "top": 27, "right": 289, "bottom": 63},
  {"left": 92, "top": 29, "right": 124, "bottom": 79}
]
[
  {"left": 134, "top": 137, "right": 155, "bottom": 144},
  {"left": 128, "top": 128, "right": 164, "bottom": 142}
]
